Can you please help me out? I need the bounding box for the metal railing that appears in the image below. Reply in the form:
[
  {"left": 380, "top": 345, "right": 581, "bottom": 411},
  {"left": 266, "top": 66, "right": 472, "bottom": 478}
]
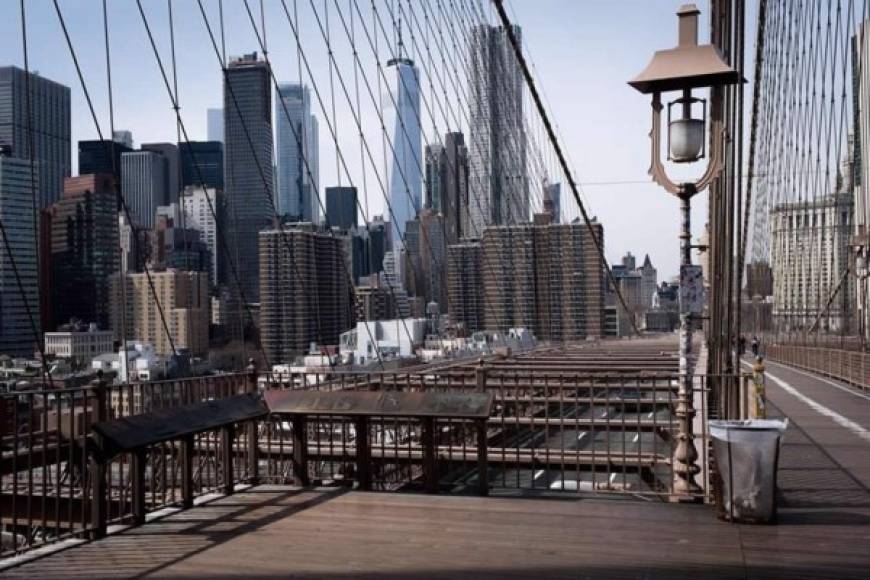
[
  {"left": 765, "top": 344, "right": 870, "bottom": 390},
  {"left": 2, "top": 367, "right": 744, "bottom": 559},
  {"left": 1, "top": 372, "right": 252, "bottom": 558}
]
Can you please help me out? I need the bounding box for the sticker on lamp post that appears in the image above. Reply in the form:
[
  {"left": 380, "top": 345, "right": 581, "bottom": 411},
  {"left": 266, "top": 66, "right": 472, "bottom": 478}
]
[{"left": 679, "top": 265, "right": 704, "bottom": 316}]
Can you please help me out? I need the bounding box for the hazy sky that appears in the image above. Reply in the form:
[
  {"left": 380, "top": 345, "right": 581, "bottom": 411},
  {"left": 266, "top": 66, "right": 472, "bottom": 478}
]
[{"left": 0, "top": 0, "right": 755, "bottom": 279}]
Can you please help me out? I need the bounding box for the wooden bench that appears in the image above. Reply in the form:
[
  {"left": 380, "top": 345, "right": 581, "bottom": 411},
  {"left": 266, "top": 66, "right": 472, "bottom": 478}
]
[
  {"left": 89, "top": 391, "right": 268, "bottom": 535},
  {"left": 264, "top": 390, "right": 493, "bottom": 496}
]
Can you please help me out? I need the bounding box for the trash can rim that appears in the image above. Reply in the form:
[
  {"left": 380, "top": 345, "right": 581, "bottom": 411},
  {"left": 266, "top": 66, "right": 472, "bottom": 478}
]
[{"left": 709, "top": 419, "right": 788, "bottom": 437}]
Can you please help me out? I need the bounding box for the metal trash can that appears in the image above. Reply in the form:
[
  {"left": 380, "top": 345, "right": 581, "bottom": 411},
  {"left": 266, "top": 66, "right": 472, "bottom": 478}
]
[{"left": 710, "top": 419, "right": 788, "bottom": 524}]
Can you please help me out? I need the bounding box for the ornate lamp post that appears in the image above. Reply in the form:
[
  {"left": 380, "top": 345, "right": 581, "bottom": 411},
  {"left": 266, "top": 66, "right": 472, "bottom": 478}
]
[{"left": 629, "top": 4, "right": 741, "bottom": 499}]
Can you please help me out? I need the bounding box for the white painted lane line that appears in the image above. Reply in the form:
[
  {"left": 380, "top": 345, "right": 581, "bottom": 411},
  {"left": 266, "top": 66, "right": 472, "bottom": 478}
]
[
  {"left": 764, "top": 360, "right": 870, "bottom": 403},
  {"left": 742, "top": 362, "right": 870, "bottom": 443}
]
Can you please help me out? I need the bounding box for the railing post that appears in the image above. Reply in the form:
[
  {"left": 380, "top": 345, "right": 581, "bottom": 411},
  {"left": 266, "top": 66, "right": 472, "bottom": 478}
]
[
  {"left": 89, "top": 372, "right": 108, "bottom": 539},
  {"left": 292, "top": 414, "right": 310, "bottom": 486},
  {"left": 752, "top": 356, "right": 766, "bottom": 419},
  {"left": 355, "top": 416, "right": 371, "bottom": 491},
  {"left": 246, "top": 358, "right": 260, "bottom": 485},
  {"left": 475, "top": 358, "right": 487, "bottom": 392},
  {"left": 222, "top": 424, "right": 235, "bottom": 495},
  {"left": 476, "top": 418, "right": 489, "bottom": 497},
  {"left": 421, "top": 417, "right": 437, "bottom": 494},
  {"left": 132, "top": 448, "right": 147, "bottom": 525},
  {"left": 181, "top": 434, "right": 194, "bottom": 509}
]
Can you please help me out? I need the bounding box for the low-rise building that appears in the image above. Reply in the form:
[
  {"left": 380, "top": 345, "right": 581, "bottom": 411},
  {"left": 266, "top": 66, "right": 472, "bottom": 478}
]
[
  {"left": 339, "top": 318, "right": 428, "bottom": 365},
  {"left": 91, "top": 341, "right": 168, "bottom": 384},
  {"left": 44, "top": 323, "right": 113, "bottom": 367}
]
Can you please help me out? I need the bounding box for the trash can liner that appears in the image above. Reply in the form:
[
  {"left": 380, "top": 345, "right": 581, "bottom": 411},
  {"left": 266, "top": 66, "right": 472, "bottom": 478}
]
[
  {"left": 710, "top": 419, "right": 788, "bottom": 524},
  {"left": 710, "top": 420, "right": 788, "bottom": 441}
]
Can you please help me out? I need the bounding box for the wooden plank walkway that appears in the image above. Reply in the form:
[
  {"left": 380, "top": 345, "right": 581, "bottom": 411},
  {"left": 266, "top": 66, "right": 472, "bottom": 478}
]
[
  {"left": 4, "top": 357, "right": 870, "bottom": 579},
  {"left": 4, "top": 475, "right": 869, "bottom": 579}
]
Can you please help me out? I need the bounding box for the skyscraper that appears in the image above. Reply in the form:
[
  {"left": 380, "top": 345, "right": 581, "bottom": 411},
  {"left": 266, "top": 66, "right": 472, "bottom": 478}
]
[
  {"left": 180, "top": 141, "right": 224, "bottom": 190},
  {"left": 446, "top": 242, "right": 484, "bottom": 333},
  {"left": 50, "top": 174, "right": 119, "bottom": 331},
  {"left": 0, "top": 66, "right": 71, "bottom": 207},
  {"left": 275, "top": 83, "right": 319, "bottom": 222},
  {"left": 448, "top": 215, "right": 605, "bottom": 340},
  {"left": 425, "top": 132, "right": 469, "bottom": 244},
  {"left": 142, "top": 143, "right": 181, "bottom": 204},
  {"left": 112, "top": 130, "right": 133, "bottom": 149},
  {"left": 639, "top": 254, "right": 658, "bottom": 308},
  {"left": 259, "top": 225, "right": 353, "bottom": 363},
  {"left": 418, "top": 210, "right": 448, "bottom": 309},
  {"left": 181, "top": 185, "right": 221, "bottom": 285},
  {"left": 366, "top": 216, "right": 387, "bottom": 276},
  {"left": 121, "top": 149, "right": 168, "bottom": 229},
  {"left": 543, "top": 179, "right": 561, "bottom": 224},
  {"left": 425, "top": 144, "right": 445, "bottom": 211},
  {"left": 468, "top": 25, "right": 527, "bottom": 237},
  {"left": 78, "top": 140, "right": 131, "bottom": 183},
  {"left": 326, "top": 186, "right": 358, "bottom": 231},
  {"left": 771, "top": 192, "right": 854, "bottom": 332},
  {"left": 207, "top": 108, "right": 224, "bottom": 143},
  {"left": 149, "top": 214, "right": 211, "bottom": 275},
  {"left": 224, "top": 53, "right": 274, "bottom": 302},
  {"left": 0, "top": 153, "right": 39, "bottom": 356},
  {"left": 385, "top": 53, "right": 422, "bottom": 253}
]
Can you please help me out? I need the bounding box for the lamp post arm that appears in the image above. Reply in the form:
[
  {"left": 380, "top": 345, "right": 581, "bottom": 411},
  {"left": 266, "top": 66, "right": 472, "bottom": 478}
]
[{"left": 695, "top": 86, "right": 726, "bottom": 191}]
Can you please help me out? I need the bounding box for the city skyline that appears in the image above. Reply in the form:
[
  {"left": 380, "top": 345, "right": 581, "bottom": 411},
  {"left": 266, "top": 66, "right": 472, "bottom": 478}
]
[
  {"left": 0, "top": 2, "right": 717, "bottom": 368},
  {"left": 0, "top": 1, "right": 741, "bottom": 279}
]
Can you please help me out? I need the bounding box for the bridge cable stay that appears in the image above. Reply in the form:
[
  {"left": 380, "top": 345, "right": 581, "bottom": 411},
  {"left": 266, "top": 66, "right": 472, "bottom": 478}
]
[
  {"left": 465, "top": 0, "right": 602, "bottom": 340},
  {"left": 323, "top": 0, "right": 515, "bottom": 343},
  {"left": 237, "top": 0, "right": 409, "bottom": 365},
  {"left": 245, "top": 0, "right": 430, "bottom": 365},
  {"left": 136, "top": 0, "right": 343, "bottom": 372},
  {"left": 190, "top": 0, "right": 335, "bottom": 369},
  {"left": 403, "top": 0, "right": 561, "bottom": 337},
  {"left": 739, "top": 0, "right": 768, "bottom": 314},
  {"left": 491, "top": 0, "right": 641, "bottom": 337},
  {"left": 450, "top": 0, "right": 555, "bottom": 337},
  {"left": 167, "top": 0, "right": 197, "bottom": 370},
  {"left": 99, "top": 0, "right": 135, "bottom": 388},
  {"left": 473, "top": 0, "right": 630, "bottom": 337},
  {"left": 397, "top": 0, "right": 547, "bottom": 337},
  {"left": 204, "top": 0, "right": 338, "bottom": 368},
  {"left": 259, "top": 0, "right": 485, "bottom": 366},
  {"left": 51, "top": 0, "right": 180, "bottom": 361},
  {"left": 285, "top": 0, "right": 538, "bottom": 345},
  {"left": 749, "top": 0, "right": 868, "bottom": 349},
  {"left": 457, "top": 0, "right": 540, "bottom": 340},
  {"left": 112, "top": 1, "right": 272, "bottom": 375},
  {"left": 0, "top": 0, "right": 54, "bottom": 387},
  {"left": 285, "top": 0, "right": 559, "bottom": 346},
  {"left": 39, "top": 0, "right": 612, "bottom": 383},
  {"left": 500, "top": 0, "right": 595, "bottom": 221},
  {"left": 410, "top": 0, "right": 596, "bottom": 340},
  {"left": 454, "top": 0, "right": 587, "bottom": 338},
  {"left": 342, "top": 0, "right": 545, "bottom": 338}
]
